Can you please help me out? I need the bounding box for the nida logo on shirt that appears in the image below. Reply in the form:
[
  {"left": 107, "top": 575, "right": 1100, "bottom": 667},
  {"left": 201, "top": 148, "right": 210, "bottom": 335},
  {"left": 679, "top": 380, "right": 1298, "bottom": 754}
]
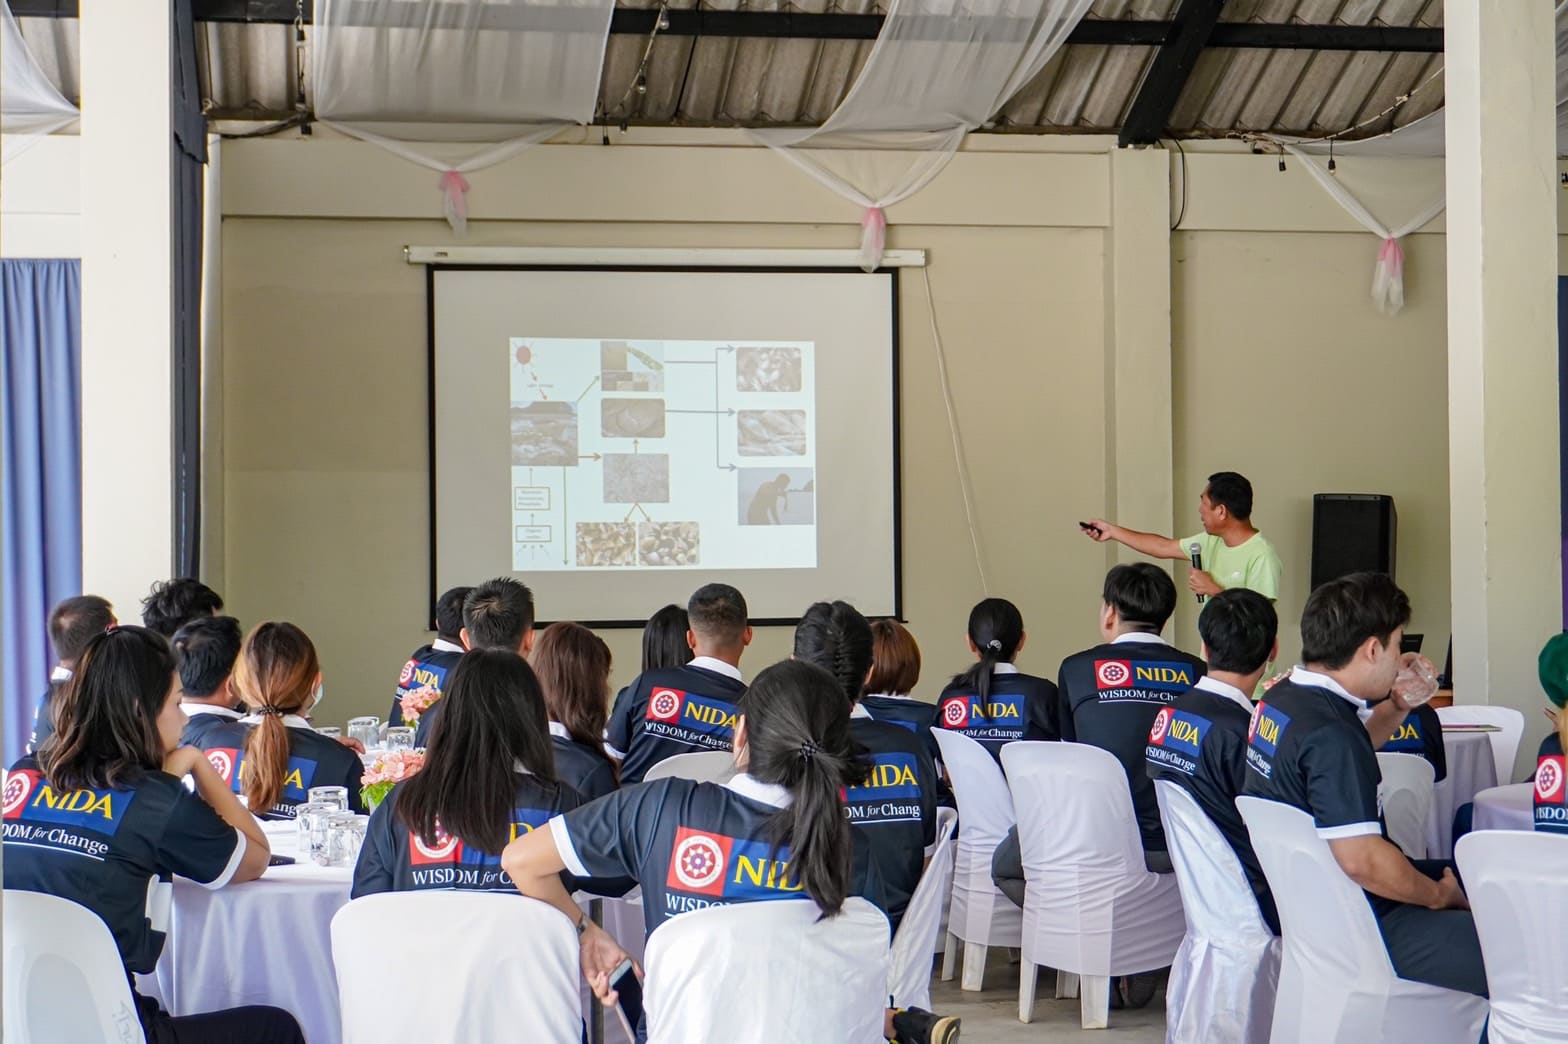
[
  {"left": 843, "top": 753, "right": 924, "bottom": 825},
  {"left": 939, "top": 694, "right": 1024, "bottom": 734},
  {"left": 2, "top": 769, "right": 134, "bottom": 836},
  {"left": 1245, "top": 702, "right": 1291, "bottom": 779},
  {"left": 204, "top": 748, "right": 319, "bottom": 801},
  {"left": 663, "top": 826, "right": 804, "bottom": 913},
  {"left": 644, "top": 688, "right": 738, "bottom": 739},
  {"left": 407, "top": 809, "right": 552, "bottom": 887},
  {"left": 1382, "top": 718, "right": 1427, "bottom": 753},
  {"left": 1536, "top": 756, "right": 1568, "bottom": 831},
  {"left": 1094, "top": 660, "right": 1195, "bottom": 695},
  {"left": 398, "top": 659, "right": 450, "bottom": 694},
  {"left": 1148, "top": 708, "right": 1209, "bottom": 757}
]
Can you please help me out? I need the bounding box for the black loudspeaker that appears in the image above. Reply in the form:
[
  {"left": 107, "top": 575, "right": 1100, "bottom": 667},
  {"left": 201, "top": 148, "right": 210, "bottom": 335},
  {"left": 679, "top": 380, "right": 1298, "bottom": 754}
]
[{"left": 1310, "top": 494, "right": 1397, "bottom": 591}]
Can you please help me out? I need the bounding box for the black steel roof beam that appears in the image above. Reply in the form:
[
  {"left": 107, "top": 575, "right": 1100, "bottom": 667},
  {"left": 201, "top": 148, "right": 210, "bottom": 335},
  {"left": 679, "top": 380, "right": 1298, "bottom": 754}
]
[{"left": 1119, "top": 0, "right": 1227, "bottom": 147}]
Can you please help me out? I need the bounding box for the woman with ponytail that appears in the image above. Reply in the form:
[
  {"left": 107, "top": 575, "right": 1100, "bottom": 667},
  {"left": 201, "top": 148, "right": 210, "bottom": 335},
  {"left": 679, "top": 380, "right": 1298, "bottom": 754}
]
[
  {"left": 935, "top": 597, "right": 1058, "bottom": 761},
  {"left": 531, "top": 622, "right": 619, "bottom": 801},
  {"left": 192, "top": 622, "right": 364, "bottom": 819}
]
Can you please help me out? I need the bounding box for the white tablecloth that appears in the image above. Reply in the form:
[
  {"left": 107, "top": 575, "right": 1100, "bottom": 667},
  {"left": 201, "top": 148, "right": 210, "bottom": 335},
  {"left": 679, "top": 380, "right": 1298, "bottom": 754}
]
[
  {"left": 138, "top": 829, "right": 353, "bottom": 1044},
  {"left": 1472, "top": 782, "right": 1535, "bottom": 833},
  {"left": 1425, "top": 732, "right": 1498, "bottom": 858}
]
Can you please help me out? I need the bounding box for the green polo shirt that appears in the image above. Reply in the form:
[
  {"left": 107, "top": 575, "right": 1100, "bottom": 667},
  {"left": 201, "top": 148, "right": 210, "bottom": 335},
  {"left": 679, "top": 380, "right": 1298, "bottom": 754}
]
[{"left": 1180, "top": 530, "right": 1282, "bottom": 601}]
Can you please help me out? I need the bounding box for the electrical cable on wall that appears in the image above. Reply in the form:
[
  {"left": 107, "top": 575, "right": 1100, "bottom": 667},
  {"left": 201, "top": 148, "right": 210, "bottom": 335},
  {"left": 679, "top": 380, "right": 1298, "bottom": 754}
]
[{"left": 921, "top": 265, "right": 988, "bottom": 594}]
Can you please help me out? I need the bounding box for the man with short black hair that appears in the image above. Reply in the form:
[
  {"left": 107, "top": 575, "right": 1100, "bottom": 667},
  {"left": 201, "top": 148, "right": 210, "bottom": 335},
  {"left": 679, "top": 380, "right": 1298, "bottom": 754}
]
[
  {"left": 414, "top": 578, "right": 535, "bottom": 745},
  {"left": 141, "top": 578, "right": 224, "bottom": 637},
  {"left": 1243, "top": 572, "right": 1486, "bottom": 998},
  {"left": 388, "top": 586, "right": 473, "bottom": 727},
  {"left": 173, "top": 616, "right": 246, "bottom": 745},
  {"left": 1084, "top": 471, "right": 1283, "bottom": 603},
  {"left": 607, "top": 583, "right": 753, "bottom": 784},
  {"left": 30, "top": 595, "right": 117, "bottom": 752},
  {"left": 1146, "top": 589, "right": 1280, "bottom": 932}
]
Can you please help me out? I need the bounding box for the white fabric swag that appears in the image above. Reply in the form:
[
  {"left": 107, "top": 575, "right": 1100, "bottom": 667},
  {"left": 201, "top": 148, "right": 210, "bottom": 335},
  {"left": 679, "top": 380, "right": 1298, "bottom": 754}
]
[
  {"left": 1, "top": 0, "right": 78, "bottom": 165},
  {"left": 753, "top": 0, "right": 1094, "bottom": 270},
  {"left": 311, "top": 0, "right": 615, "bottom": 232}
]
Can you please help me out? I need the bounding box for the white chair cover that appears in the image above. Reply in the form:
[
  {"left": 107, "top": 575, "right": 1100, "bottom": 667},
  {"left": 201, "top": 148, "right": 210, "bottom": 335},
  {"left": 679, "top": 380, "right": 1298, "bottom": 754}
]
[
  {"left": 1437, "top": 705, "right": 1524, "bottom": 785},
  {"left": 929, "top": 728, "right": 1023, "bottom": 990},
  {"left": 1236, "top": 797, "right": 1489, "bottom": 1043},
  {"left": 1001, "top": 742, "right": 1185, "bottom": 1029},
  {"left": 1454, "top": 830, "right": 1568, "bottom": 1043},
  {"left": 1155, "top": 781, "right": 1279, "bottom": 1044},
  {"left": 642, "top": 896, "right": 890, "bottom": 1044},
  {"left": 3, "top": 890, "right": 144, "bottom": 1044},
  {"left": 640, "top": 750, "right": 737, "bottom": 784},
  {"left": 1376, "top": 752, "right": 1436, "bottom": 860},
  {"left": 331, "top": 892, "right": 582, "bottom": 1043},
  {"left": 888, "top": 805, "right": 959, "bottom": 1010}
]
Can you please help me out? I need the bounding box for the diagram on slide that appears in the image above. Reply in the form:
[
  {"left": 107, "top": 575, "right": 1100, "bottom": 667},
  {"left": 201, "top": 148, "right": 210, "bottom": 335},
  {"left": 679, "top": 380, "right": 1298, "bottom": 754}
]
[{"left": 509, "top": 338, "right": 817, "bottom": 572}]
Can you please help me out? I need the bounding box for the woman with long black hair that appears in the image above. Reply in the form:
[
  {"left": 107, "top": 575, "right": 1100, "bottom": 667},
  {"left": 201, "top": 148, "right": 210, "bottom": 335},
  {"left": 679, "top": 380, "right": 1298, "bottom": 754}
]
[
  {"left": 352, "top": 649, "right": 580, "bottom": 896},
  {"left": 934, "top": 597, "right": 1058, "bottom": 759}
]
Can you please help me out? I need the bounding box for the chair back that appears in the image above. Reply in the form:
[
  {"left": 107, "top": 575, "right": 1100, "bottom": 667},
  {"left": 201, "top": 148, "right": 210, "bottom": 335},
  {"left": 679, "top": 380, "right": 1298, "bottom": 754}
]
[
  {"left": 1000, "top": 741, "right": 1144, "bottom": 874},
  {"left": 888, "top": 806, "right": 958, "bottom": 1009},
  {"left": 1437, "top": 705, "right": 1523, "bottom": 785},
  {"left": 1156, "top": 781, "right": 1270, "bottom": 942},
  {"left": 1455, "top": 830, "right": 1568, "bottom": 1042},
  {"left": 641, "top": 751, "right": 737, "bottom": 784},
  {"left": 929, "top": 729, "right": 1015, "bottom": 848},
  {"left": 1375, "top": 752, "right": 1435, "bottom": 859},
  {"left": 643, "top": 897, "right": 889, "bottom": 1043},
  {"left": 331, "top": 892, "right": 582, "bottom": 1043},
  {"left": 3, "top": 890, "right": 144, "bottom": 1044}
]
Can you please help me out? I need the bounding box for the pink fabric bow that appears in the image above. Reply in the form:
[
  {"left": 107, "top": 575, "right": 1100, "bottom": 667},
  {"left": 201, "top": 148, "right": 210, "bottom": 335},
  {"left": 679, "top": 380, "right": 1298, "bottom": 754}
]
[
  {"left": 439, "top": 169, "right": 471, "bottom": 236},
  {"left": 1372, "top": 236, "right": 1407, "bottom": 315},
  {"left": 859, "top": 206, "right": 887, "bottom": 272}
]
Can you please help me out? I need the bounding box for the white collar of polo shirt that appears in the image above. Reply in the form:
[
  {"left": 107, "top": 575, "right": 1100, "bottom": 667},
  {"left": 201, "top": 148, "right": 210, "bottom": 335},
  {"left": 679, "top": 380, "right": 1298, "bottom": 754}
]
[
  {"left": 991, "top": 662, "right": 1020, "bottom": 675},
  {"left": 432, "top": 638, "right": 464, "bottom": 654},
  {"left": 864, "top": 692, "right": 916, "bottom": 701},
  {"left": 1112, "top": 632, "right": 1169, "bottom": 647},
  {"left": 723, "top": 773, "right": 791, "bottom": 808},
  {"left": 547, "top": 721, "right": 570, "bottom": 740},
  {"left": 1289, "top": 666, "right": 1373, "bottom": 723},
  {"left": 50, "top": 665, "right": 72, "bottom": 682},
  {"left": 688, "top": 656, "right": 743, "bottom": 683},
  {"left": 238, "top": 713, "right": 313, "bottom": 729},
  {"left": 181, "top": 703, "right": 242, "bottom": 719},
  {"left": 850, "top": 704, "right": 873, "bottom": 719},
  {"left": 1193, "top": 675, "right": 1252, "bottom": 713}
]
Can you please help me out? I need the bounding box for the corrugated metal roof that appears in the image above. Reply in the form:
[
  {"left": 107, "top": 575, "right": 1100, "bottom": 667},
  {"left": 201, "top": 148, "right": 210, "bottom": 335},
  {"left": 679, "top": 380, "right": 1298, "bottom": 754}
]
[{"left": 13, "top": 2, "right": 1449, "bottom": 138}]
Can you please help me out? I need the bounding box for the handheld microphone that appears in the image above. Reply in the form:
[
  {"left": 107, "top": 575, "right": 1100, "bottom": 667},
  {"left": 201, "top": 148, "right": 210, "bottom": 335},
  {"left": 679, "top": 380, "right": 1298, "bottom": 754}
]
[{"left": 1188, "top": 542, "right": 1206, "bottom": 603}]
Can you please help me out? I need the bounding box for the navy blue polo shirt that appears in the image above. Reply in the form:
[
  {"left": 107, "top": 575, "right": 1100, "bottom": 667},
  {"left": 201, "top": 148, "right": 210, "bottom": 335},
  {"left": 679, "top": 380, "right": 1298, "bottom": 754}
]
[
  {"left": 1145, "top": 677, "right": 1278, "bottom": 933},
  {"left": 606, "top": 658, "right": 747, "bottom": 784},
  {"left": 551, "top": 775, "right": 884, "bottom": 937},
  {"left": 1534, "top": 754, "right": 1568, "bottom": 834},
  {"left": 179, "top": 704, "right": 244, "bottom": 748},
  {"left": 27, "top": 671, "right": 70, "bottom": 754},
  {"left": 397, "top": 641, "right": 465, "bottom": 738},
  {"left": 847, "top": 712, "right": 938, "bottom": 933},
  {"left": 1059, "top": 636, "right": 1206, "bottom": 854},
  {"left": 3, "top": 758, "right": 242, "bottom": 974},
  {"left": 192, "top": 715, "right": 366, "bottom": 819},
  {"left": 1376, "top": 701, "right": 1447, "bottom": 783},
  {"left": 934, "top": 665, "right": 1059, "bottom": 759},
  {"left": 550, "top": 723, "right": 619, "bottom": 803},
  {"left": 351, "top": 770, "right": 580, "bottom": 897}
]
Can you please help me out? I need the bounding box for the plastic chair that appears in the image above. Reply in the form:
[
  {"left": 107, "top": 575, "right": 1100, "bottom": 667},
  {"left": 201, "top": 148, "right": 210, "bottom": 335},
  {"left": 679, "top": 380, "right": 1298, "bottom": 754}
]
[
  {"left": 331, "top": 892, "right": 582, "bottom": 1043},
  {"left": 1001, "top": 742, "right": 1186, "bottom": 1030},
  {"left": 640, "top": 750, "right": 737, "bottom": 784},
  {"left": 1455, "top": 830, "right": 1568, "bottom": 1043},
  {"left": 887, "top": 806, "right": 959, "bottom": 1011},
  {"left": 643, "top": 896, "right": 890, "bottom": 1043},
  {"left": 1155, "top": 781, "right": 1279, "bottom": 1044},
  {"left": 1437, "top": 704, "right": 1523, "bottom": 784},
  {"left": 1376, "top": 752, "right": 1436, "bottom": 860},
  {"left": 3, "top": 889, "right": 145, "bottom": 1044},
  {"left": 930, "top": 728, "right": 1023, "bottom": 991},
  {"left": 1236, "top": 797, "right": 1489, "bottom": 1043}
]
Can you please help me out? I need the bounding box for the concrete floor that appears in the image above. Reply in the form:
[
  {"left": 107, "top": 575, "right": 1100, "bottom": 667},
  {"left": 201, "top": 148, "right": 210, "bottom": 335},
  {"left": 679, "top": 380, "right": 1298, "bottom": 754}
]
[{"left": 926, "top": 947, "right": 1168, "bottom": 1042}]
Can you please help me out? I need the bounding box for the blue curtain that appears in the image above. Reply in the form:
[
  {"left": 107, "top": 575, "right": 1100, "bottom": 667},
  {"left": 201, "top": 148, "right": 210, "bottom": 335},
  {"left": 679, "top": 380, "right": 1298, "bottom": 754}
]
[{"left": 2, "top": 259, "right": 82, "bottom": 766}]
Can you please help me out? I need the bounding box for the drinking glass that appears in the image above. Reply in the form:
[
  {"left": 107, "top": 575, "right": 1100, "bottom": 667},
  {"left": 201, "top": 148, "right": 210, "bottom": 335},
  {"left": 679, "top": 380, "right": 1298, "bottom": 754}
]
[
  {"left": 295, "top": 802, "right": 336, "bottom": 864},
  {"left": 348, "top": 716, "right": 381, "bottom": 750},
  {"left": 314, "top": 726, "right": 342, "bottom": 739},
  {"left": 308, "top": 786, "right": 349, "bottom": 813},
  {"left": 327, "top": 813, "right": 367, "bottom": 867},
  {"left": 384, "top": 727, "right": 415, "bottom": 753}
]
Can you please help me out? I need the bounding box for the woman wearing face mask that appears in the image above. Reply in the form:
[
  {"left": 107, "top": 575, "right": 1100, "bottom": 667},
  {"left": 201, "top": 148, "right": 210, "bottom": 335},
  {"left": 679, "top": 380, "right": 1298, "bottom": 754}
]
[{"left": 192, "top": 622, "right": 365, "bottom": 819}]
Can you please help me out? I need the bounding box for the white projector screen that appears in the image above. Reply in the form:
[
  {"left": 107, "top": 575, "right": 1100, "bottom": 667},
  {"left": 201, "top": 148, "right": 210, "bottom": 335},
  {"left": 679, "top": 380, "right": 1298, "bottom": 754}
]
[{"left": 429, "top": 266, "right": 901, "bottom": 624}]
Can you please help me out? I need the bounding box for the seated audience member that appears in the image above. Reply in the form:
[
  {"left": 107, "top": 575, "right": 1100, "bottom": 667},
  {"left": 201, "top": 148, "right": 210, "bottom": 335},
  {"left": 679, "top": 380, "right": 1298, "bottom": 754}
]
[
  {"left": 861, "top": 619, "right": 934, "bottom": 734},
  {"left": 389, "top": 585, "right": 472, "bottom": 727},
  {"left": 1534, "top": 632, "right": 1568, "bottom": 763},
  {"left": 1056, "top": 564, "right": 1206, "bottom": 872},
  {"left": 935, "top": 598, "right": 1057, "bottom": 758},
  {"left": 353, "top": 650, "right": 581, "bottom": 896},
  {"left": 5, "top": 626, "right": 297, "bottom": 1044},
  {"left": 1244, "top": 573, "right": 1486, "bottom": 999},
  {"left": 642, "top": 603, "right": 695, "bottom": 672},
  {"left": 193, "top": 622, "right": 365, "bottom": 819},
  {"left": 141, "top": 577, "right": 224, "bottom": 638},
  {"left": 531, "top": 622, "right": 619, "bottom": 802},
  {"left": 795, "top": 601, "right": 939, "bottom": 933},
  {"left": 1376, "top": 700, "right": 1447, "bottom": 783},
  {"left": 414, "top": 576, "right": 536, "bottom": 746},
  {"left": 173, "top": 615, "right": 245, "bottom": 745},
  {"left": 1535, "top": 698, "right": 1568, "bottom": 834},
  {"left": 504, "top": 660, "right": 958, "bottom": 1044},
  {"left": 29, "top": 594, "right": 117, "bottom": 753},
  {"left": 606, "top": 584, "right": 751, "bottom": 784},
  {"left": 1145, "top": 589, "right": 1281, "bottom": 933}
]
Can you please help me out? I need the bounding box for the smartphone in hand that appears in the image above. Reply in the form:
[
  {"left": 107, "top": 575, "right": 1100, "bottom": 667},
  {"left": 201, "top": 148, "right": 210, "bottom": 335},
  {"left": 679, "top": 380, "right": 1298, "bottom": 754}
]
[{"left": 608, "top": 957, "right": 644, "bottom": 1037}]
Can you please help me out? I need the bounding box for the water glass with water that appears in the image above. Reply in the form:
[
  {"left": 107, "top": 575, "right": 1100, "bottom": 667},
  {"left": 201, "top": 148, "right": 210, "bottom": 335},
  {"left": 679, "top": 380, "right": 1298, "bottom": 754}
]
[
  {"left": 384, "top": 726, "right": 415, "bottom": 753},
  {"left": 314, "top": 726, "right": 342, "bottom": 739},
  {"left": 348, "top": 716, "right": 381, "bottom": 750},
  {"left": 308, "top": 786, "right": 349, "bottom": 813},
  {"left": 295, "top": 802, "right": 336, "bottom": 865},
  {"left": 327, "top": 813, "right": 368, "bottom": 867}
]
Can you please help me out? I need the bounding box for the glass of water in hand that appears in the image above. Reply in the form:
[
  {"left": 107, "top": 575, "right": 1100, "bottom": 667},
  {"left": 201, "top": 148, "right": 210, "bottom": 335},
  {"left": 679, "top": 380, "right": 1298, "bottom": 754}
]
[{"left": 348, "top": 716, "right": 381, "bottom": 750}]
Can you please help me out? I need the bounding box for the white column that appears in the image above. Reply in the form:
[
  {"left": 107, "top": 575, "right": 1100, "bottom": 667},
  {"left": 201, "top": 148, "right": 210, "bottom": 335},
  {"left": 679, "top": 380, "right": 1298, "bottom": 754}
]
[
  {"left": 79, "top": 0, "right": 175, "bottom": 617},
  {"left": 1104, "top": 146, "right": 1175, "bottom": 563},
  {"left": 1445, "top": 0, "right": 1561, "bottom": 780}
]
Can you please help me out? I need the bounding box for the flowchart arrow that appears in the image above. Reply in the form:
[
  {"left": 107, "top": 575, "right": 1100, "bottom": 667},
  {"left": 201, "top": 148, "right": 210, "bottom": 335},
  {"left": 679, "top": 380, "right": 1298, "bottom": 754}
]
[
  {"left": 624, "top": 502, "right": 652, "bottom": 522},
  {"left": 667, "top": 408, "right": 735, "bottom": 416},
  {"left": 561, "top": 466, "right": 569, "bottom": 565},
  {"left": 576, "top": 376, "right": 601, "bottom": 403},
  {"left": 578, "top": 453, "right": 603, "bottom": 462}
]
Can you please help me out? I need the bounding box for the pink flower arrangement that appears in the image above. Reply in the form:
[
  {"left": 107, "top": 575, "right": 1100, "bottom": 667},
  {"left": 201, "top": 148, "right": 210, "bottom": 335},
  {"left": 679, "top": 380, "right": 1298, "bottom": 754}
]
[
  {"left": 399, "top": 683, "right": 442, "bottom": 726},
  {"left": 360, "top": 749, "right": 426, "bottom": 812}
]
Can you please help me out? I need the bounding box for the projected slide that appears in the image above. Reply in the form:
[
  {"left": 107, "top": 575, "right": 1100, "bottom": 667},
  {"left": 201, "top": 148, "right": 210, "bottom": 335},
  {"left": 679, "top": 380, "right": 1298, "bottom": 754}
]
[{"left": 507, "top": 338, "right": 818, "bottom": 572}]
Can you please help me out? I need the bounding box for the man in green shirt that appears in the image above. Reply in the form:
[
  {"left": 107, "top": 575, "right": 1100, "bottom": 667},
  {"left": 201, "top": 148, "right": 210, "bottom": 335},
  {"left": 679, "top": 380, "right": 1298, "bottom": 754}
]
[{"left": 1084, "top": 471, "right": 1283, "bottom": 602}]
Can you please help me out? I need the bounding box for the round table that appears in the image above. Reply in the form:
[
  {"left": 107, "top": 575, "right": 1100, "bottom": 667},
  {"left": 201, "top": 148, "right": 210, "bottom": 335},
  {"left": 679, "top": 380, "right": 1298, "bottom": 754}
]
[
  {"left": 1424, "top": 731, "right": 1498, "bottom": 858},
  {"left": 1472, "top": 782, "right": 1535, "bottom": 832},
  {"left": 138, "top": 824, "right": 353, "bottom": 1044}
]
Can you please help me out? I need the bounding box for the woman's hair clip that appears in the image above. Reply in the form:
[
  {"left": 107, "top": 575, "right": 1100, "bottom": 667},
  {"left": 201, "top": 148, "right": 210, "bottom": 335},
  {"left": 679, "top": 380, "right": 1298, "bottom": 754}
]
[
  {"left": 985, "top": 639, "right": 1003, "bottom": 653},
  {"left": 797, "top": 741, "right": 819, "bottom": 762}
]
